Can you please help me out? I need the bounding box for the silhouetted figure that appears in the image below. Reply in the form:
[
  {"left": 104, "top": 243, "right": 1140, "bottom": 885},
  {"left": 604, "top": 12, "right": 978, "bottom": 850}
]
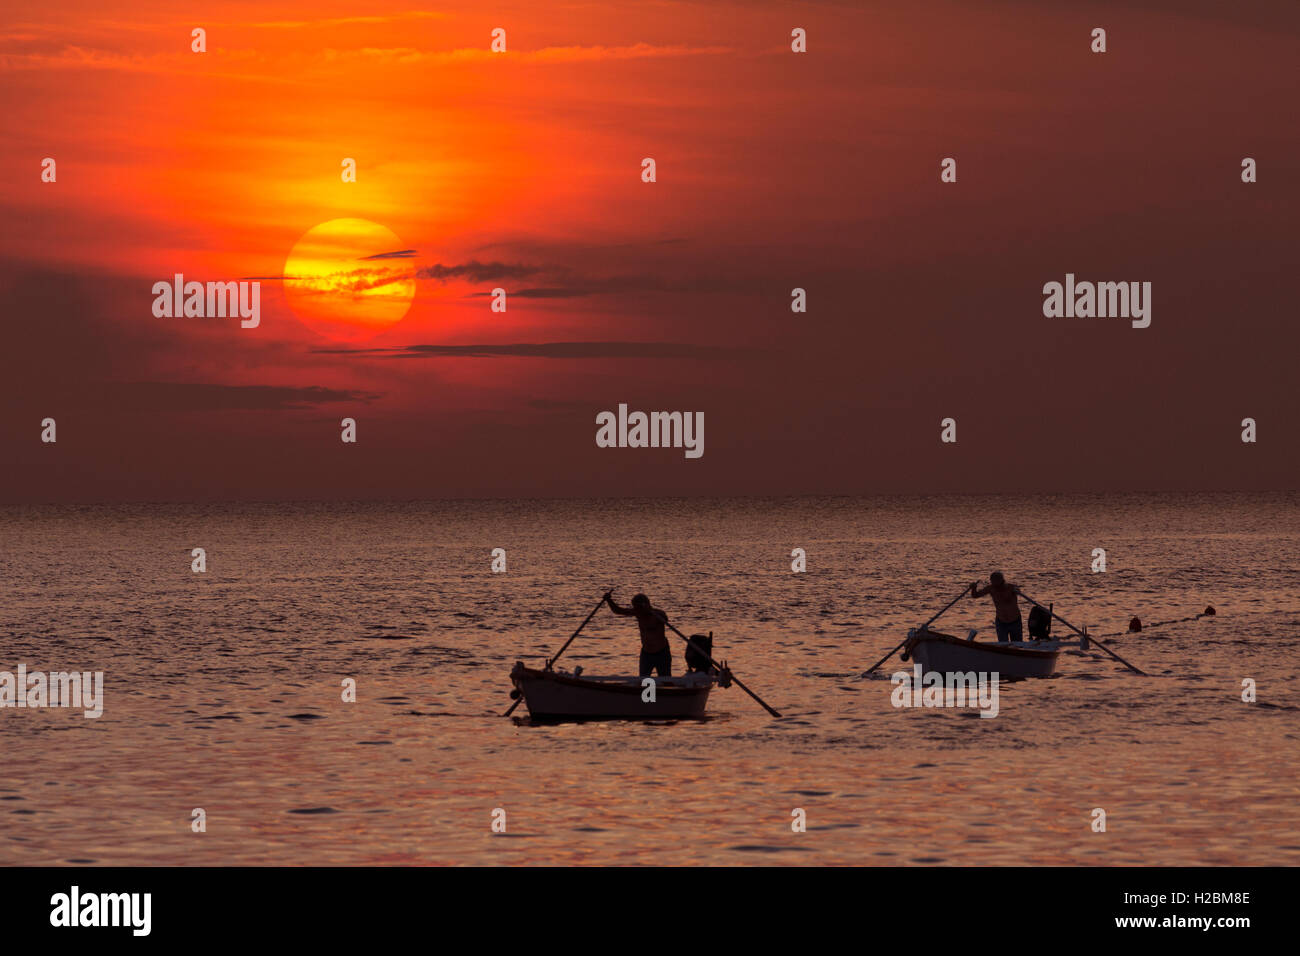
[
  {"left": 970, "top": 572, "right": 1023, "bottom": 642},
  {"left": 607, "top": 592, "right": 672, "bottom": 676}
]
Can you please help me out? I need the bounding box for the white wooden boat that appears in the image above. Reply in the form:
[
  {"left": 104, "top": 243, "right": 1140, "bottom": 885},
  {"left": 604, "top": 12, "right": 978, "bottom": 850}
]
[
  {"left": 901, "top": 627, "right": 1064, "bottom": 679},
  {"left": 509, "top": 662, "right": 716, "bottom": 720}
]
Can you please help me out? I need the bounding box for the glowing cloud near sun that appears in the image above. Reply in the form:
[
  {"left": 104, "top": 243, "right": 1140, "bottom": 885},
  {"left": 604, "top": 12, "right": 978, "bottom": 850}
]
[{"left": 283, "top": 218, "right": 416, "bottom": 341}]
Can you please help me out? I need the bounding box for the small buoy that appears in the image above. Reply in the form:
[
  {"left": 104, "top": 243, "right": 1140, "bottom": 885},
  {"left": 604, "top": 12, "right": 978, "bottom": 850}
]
[
  {"left": 1128, "top": 617, "right": 1142, "bottom": 632},
  {"left": 1203, "top": 605, "right": 1216, "bottom": 616},
  {"left": 900, "top": 651, "right": 910, "bottom": 662},
  {"left": 509, "top": 689, "right": 521, "bottom": 700}
]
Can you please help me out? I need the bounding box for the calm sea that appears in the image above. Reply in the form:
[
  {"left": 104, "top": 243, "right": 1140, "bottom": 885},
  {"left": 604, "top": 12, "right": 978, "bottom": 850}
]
[{"left": 1, "top": 493, "right": 1297, "bottom": 865}]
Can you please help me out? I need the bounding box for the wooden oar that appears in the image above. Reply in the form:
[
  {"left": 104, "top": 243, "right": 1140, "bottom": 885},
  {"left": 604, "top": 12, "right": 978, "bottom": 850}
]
[
  {"left": 1015, "top": 588, "right": 1147, "bottom": 675},
  {"left": 503, "top": 592, "right": 610, "bottom": 717},
  {"left": 665, "top": 621, "right": 782, "bottom": 718},
  {"left": 863, "top": 583, "right": 971, "bottom": 675}
]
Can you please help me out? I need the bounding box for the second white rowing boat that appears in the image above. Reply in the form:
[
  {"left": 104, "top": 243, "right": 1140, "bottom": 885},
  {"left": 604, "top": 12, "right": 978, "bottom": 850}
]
[{"left": 901, "top": 627, "right": 1064, "bottom": 679}]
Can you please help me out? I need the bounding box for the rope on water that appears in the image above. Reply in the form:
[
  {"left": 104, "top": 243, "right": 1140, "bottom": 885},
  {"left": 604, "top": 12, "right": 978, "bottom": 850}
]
[{"left": 1096, "top": 605, "right": 1216, "bottom": 640}]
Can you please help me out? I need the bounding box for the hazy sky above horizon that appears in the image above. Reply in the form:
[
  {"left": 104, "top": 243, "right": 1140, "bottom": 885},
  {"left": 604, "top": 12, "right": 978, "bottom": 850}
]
[{"left": 1, "top": 1, "right": 1296, "bottom": 503}]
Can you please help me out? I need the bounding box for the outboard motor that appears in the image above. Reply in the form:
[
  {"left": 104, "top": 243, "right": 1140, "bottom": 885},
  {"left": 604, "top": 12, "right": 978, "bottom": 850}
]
[
  {"left": 685, "top": 632, "right": 714, "bottom": 672},
  {"left": 1027, "top": 604, "right": 1052, "bottom": 641}
]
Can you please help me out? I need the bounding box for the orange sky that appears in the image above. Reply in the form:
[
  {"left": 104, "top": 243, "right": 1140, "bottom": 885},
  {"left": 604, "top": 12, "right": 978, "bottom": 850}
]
[{"left": 1, "top": 1, "right": 1297, "bottom": 501}]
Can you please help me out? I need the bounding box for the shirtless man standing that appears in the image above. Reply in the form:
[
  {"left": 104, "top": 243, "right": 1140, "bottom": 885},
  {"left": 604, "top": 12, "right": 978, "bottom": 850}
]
[
  {"left": 970, "top": 572, "right": 1023, "bottom": 642},
  {"left": 606, "top": 592, "right": 673, "bottom": 676}
]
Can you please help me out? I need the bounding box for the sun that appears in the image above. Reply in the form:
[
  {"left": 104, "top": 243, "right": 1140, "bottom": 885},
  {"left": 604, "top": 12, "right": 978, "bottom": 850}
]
[{"left": 283, "top": 219, "right": 417, "bottom": 341}]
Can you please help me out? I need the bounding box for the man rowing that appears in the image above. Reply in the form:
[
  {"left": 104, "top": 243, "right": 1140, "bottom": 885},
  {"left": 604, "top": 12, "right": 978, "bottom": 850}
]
[
  {"left": 970, "top": 571, "right": 1023, "bottom": 642},
  {"left": 606, "top": 591, "right": 673, "bottom": 676}
]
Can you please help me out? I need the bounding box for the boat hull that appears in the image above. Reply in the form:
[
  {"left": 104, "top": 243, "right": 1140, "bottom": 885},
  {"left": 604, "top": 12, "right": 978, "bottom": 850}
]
[
  {"left": 510, "top": 663, "right": 714, "bottom": 720},
  {"left": 904, "top": 628, "right": 1062, "bottom": 679}
]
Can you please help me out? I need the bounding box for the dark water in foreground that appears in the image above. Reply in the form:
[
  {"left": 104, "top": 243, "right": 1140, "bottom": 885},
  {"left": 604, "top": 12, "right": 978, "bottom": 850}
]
[{"left": 1, "top": 493, "right": 1297, "bottom": 865}]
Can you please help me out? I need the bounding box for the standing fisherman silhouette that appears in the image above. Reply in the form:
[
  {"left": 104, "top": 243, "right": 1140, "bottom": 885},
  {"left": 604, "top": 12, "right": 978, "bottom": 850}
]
[
  {"left": 970, "top": 571, "right": 1023, "bottom": 642},
  {"left": 606, "top": 592, "right": 673, "bottom": 676}
]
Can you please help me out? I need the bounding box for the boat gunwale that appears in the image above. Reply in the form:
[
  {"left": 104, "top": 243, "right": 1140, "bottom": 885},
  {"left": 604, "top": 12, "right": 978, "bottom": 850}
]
[
  {"left": 511, "top": 663, "right": 715, "bottom": 697},
  {"left": 912, "top": 628, "right": 1064, "bottom": 660}
]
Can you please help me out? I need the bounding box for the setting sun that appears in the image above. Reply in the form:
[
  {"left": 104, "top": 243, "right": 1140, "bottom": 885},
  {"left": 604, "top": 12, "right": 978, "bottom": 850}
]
[{"left": 283, "top": 218, "right": 416, "bottom": 341}]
